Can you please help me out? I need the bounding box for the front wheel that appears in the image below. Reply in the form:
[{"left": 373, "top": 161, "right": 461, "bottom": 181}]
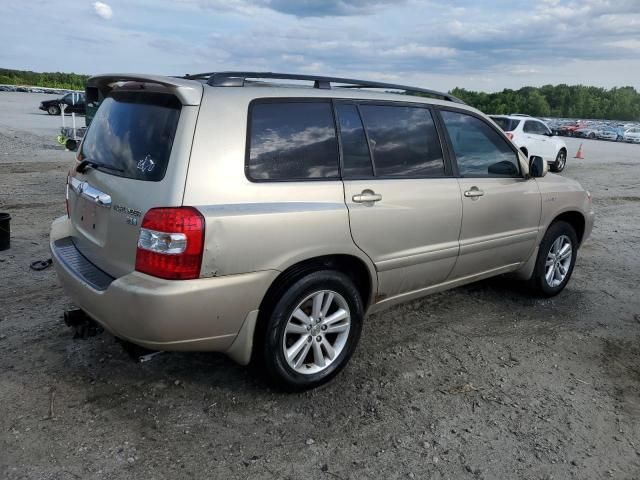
[
  {"left": 47, "top": 105, "right": 60, "bottom": 115},
  {"left": 258, "top": 270, "right": 364, "bottom": 391},
  {"left": 529, "top": 221, "right": 578, "bottom": 297},
  {"left": 550, "top": 150, "right": 567, "bottom": 173}
]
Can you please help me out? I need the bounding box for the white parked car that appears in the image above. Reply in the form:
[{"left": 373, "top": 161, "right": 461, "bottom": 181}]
[
  {"left": 490, "top": 115, "right": 568, "bottom": 172},
  {"left": 595, "top": 127, "right": 621, "bottom": 141},
  {"left": 623, "top": 127, "right": 640, "bottom": 143}
]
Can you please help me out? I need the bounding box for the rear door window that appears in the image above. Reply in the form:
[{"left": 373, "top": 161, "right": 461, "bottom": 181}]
[
  {"left": 441, "top": 110, "right": 520, "bottom": 177},
  {"left": 358, "top": 104, "right": 445, "bottom": 177},
  {"left": 335, "top": 104, "right": 374, "bottom": 178},
  {"left": 80, "top": 91, "right": 181, "bottom": 181},
  {"left": 247, "top": 101, "right": 339, "bottom": 181}
]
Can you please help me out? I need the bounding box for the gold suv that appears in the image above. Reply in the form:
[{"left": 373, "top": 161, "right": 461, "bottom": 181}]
[{"left": 50, "top": 72, "right": 594, "bottom": 390}]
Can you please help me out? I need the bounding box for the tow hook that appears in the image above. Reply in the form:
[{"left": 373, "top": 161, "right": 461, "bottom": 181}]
[{"left": 63, "top": 309, "right": 103, "bottom": 339}]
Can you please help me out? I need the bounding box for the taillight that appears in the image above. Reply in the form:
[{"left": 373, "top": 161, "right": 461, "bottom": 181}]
[
  {"left": 505, "top": 132, "right": 514, "bottom": 140},
  {"left": 135, "top": 207, "right": 205, "bottom": 280}
]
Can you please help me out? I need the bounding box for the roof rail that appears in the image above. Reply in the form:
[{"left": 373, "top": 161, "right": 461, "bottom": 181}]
[{"left": 183, "top": 71, "right": 465, "bottom": 104}]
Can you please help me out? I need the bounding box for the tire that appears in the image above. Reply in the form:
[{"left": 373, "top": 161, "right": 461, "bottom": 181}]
[
  {"left": 588, "top": 132, "right": 595, "bottom": 139},
  {"left": 257, "top": 270, "right": 364, "bottom": 391},
  {"left": 550, "top": 149, "right": 567, "bottom": 173},
  {"left": 47, "top": 105, "right": 60, "bottom": 115},
  {"left": 529, "top": 221, "right": 578, "bottom": 297}
]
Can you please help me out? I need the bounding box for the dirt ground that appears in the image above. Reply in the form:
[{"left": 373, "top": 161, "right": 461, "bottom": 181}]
[{"left": 1, "top": 92, "right": 639, "bottom": 480}]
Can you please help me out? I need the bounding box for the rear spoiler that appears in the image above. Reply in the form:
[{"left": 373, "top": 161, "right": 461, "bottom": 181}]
[{"left": 85, "top": 74, "right": 203, "bottom": 126}]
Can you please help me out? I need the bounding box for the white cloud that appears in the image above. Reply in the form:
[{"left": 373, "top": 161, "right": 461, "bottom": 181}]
[
  {"left": 608, "top": 39, "right": 640, "bottom": 51},
  {"left": 511, "top": 67, "right": 540, "bottom": 76},
  {"left": 381, "top": 44, "right": 457, "bottom": 59},
  {"left": 93, "top": 1, "right": 113, "bottom": 20}
]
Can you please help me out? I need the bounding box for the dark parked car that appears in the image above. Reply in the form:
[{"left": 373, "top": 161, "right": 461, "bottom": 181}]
[{"left": 40, "top": 92, "right": 85, "bottom": 115}]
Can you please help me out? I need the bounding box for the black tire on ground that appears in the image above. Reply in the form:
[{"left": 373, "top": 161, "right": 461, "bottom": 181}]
[
  {"left": 588, "top": 132, "right": 595, "bottom": 139},
  {"left": 47, "top": 105, "right": 60, "bottom": 115},
  {"left": 529, "top": 221, "right": 578, "bottom": 297},
  {"left": 257, "top": 270, "right": 364, "bottom": 391},
  {"left": 550, "top": 149, "right": 567, "bottom": 173}
]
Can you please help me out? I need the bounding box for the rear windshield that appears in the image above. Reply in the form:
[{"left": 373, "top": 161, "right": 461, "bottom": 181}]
[
  {"left": 80, "top": 91, "right": 181, "bottom": 181},
  {"left": 490, "top": 116, "right": 520, "bottom": 132}
]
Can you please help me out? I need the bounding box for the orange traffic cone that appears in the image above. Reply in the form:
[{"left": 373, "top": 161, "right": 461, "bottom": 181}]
[{"left": 574, "top": 143, "right": 584, "bottom": 159}]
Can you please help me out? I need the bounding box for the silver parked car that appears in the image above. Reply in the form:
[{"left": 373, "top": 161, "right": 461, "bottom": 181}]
[{"left": 50, "top": 72, "right": 595, "bottom": 390}]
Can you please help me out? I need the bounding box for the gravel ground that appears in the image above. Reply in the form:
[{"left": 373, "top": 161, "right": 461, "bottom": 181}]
[{"left": 1, "top": 92, "right": 639, "bottom": 480}]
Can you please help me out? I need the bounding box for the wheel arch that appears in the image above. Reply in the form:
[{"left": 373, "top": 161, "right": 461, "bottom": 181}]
[
  {"left": 248, "top": 254, "right": 375, "bottom": 365},
  {"left": 549, "top": 210, "right": 586, "bottom": 246},
  {"left": 258, "top": 254, "right": 375, "bottom": 316}
]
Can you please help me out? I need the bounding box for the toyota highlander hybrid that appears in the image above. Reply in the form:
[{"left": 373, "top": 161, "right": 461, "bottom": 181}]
[{"left": 50, "top": 72, "right": 594, "bottom": 390}]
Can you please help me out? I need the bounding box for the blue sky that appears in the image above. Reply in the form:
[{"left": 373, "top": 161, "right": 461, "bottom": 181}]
[{"left": 2, "top": 0, "right": 640, "bottom": 91}]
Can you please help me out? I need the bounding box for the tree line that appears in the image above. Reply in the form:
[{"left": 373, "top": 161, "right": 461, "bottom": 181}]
[
  {"left": 2, "top": 68, "right": 639, "bottom": 120},
  {"left": 0, "top": 68, "right": 89, "bottom": 91},
  {"left": 448, "top": 85, "right": 640, "bottom": 121}
]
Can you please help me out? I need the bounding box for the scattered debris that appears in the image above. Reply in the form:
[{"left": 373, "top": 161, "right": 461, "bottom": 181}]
[{"left": 29, "top": 258, "right": 52, "bottom": 271}]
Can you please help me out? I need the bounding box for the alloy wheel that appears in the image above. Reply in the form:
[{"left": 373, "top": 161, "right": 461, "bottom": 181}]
[
  {"left": 545, "top": 235, "right": 572, "bottom": 288},
  {"left": 556, "top": 151, "right": 566, "bottom": 170},
  {"left": 282, "top": 290, "right": 351, "bottom": 375}
]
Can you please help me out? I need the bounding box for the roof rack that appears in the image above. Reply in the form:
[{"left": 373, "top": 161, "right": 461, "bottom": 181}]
[{"left": 182, "top": 71, "right": 465, "bottom": 104}]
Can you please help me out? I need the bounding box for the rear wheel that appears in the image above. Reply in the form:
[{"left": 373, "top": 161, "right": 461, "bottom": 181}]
[
  {"left": 47, "top": 105, "right": 60, "bottom": 115},
  {"left": 258, "top": 270, "right": 363, "bottom": 391},
  {"left": 529, "top": 221, "right": 577, "bottom": 297},
  {"left": 550, "top": 149, "right": 567, "bottom": 173}
]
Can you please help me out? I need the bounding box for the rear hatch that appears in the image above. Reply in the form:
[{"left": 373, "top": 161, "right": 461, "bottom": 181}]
[{"left": 67, "top": 76, "right": 203, "bottom": 278}]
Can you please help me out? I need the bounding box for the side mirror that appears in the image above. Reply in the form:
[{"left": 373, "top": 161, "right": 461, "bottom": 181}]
[{"left": 529, "top": 155, "right": 546, "bottom": 178}]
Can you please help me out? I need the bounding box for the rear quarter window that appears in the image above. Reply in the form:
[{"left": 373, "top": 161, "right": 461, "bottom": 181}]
[
  {"left": 491, "top": 117, "right": 521, "bottom": 132},
  {"left": 247, "top": 101, "right": 339, "bottom": 181},
  {"left": 80, "top": 91, "right": 181, "bottom": 182}
]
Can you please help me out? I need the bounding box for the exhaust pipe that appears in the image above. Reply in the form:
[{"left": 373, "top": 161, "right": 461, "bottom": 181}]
[{"left": 63, "top": 309, "right": 103, "bottom": 339}]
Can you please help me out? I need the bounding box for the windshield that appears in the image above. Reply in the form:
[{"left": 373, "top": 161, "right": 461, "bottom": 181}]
[
  {"left": 80, "top": 91, "right": 181, "bottom": 181},
  {"left": 490, "top": 117, "right": 521, "bottom": 132}
]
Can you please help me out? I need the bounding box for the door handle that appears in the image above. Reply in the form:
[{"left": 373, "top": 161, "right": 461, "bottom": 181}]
[
  {"left": 352, "top": 189, "right": 382, "bottom": 204},
  {"left": 464, "top": 187, "right": 484, "bottom": 198}
]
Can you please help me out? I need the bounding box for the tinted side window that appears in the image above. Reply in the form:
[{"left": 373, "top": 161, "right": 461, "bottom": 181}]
[
  {"left": 335, "top": 104, "right": 373, "bottom": 178},
  {"left": 524, "top": 120, "right": 547, "bottom": 134},
  {"left": 491, "top": 117, "right": 520, "bottom": 132},
  {"left": 441, "top": 110, "right": 520, "bottom": 177},
  {"left": 359, "top": 105, "right": 445, "bottom": 177},
  {"left": 248, "top": 102, "right": 339, "bottom": 181}
]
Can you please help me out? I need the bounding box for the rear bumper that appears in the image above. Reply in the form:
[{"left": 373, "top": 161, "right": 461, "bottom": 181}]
[{"left": 50, "top": 216, "right": 277, "bottom": 358}]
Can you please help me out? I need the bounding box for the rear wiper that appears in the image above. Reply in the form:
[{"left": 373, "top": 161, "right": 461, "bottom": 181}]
[{"left": 76, "top": 159, "right": 124, "bottom": 174}]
